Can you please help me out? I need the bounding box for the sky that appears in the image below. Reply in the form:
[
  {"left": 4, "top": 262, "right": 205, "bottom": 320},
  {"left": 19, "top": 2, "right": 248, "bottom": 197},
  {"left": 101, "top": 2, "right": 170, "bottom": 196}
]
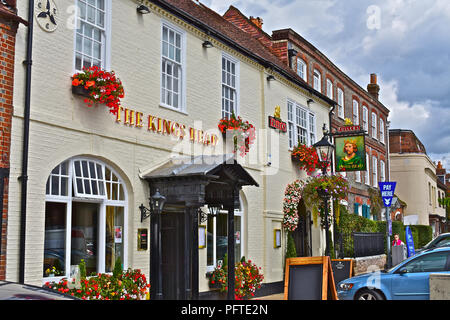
[{"left": 203, "top": 0, "right": 450, "bottom": 170}]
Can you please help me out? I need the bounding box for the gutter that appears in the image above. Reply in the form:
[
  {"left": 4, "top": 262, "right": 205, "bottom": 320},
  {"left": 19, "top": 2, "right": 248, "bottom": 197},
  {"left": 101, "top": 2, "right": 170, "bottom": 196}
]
[{"left": 18, "top": 0, "right": 33, "bottom": 284}]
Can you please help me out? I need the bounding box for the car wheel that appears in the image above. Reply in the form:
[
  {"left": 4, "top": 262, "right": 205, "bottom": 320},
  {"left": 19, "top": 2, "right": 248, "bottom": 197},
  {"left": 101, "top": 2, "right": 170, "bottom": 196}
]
[{"left": 355, "top": 288, "right": 384, "bottom": 300}]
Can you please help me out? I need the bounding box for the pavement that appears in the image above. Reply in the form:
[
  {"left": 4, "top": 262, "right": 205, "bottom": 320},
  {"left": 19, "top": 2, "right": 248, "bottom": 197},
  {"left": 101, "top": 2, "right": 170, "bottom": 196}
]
[{"left": 252, "top": 293, "right": 284, "bottom": 300}]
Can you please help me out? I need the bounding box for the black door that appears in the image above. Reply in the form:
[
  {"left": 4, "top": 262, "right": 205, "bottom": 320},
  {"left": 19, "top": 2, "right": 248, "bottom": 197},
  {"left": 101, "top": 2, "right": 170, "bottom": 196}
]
[
  {"left": 161, "top": 210, "right": 186, "bottom": 299},
  {"left": 292, "top": 200, "right": 312, "bottom": 257}
]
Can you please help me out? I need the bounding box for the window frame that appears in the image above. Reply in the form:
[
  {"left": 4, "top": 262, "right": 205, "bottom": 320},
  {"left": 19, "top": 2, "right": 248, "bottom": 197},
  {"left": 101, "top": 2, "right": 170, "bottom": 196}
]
[
  {"left": 337, "top": 88, "right": 344, "bottom": 119},
  {"left": 352, "top": 99, "right": 359, "bottom": 125},
  {"left": 313, "top": 70, "right": 321, "bottom": 92},
  {"left": 372, "top": 156, "right": 378, "bottom": 187},
  {"left": 206, "top": 202, "right": 244, "bottom": 272},
  {"left": 160, "top": 20, "right": 187, "bottom": 113},
  {"left": 365, "top": 152, "right": 370, "bottom": 185},
  {"left": 362, "top": 105, "right": 368, "bottom": 132},
  {"left": 326, "top": 78, "right": 333, "bottom": 99},
  {"left": 43, "top": 157, "right": 128, "bottom": 284},
  {"left": 380, "top": 160, "right": 386, "bottom": 182},
  {"left": 371, "top": 112, "right": 377, "bottom": 140},
  {"left": 287, "top": 99, "right": 316, "bottom": 149},
  {"left": 296, "top": 58, "right": 307, "bottom": 81},
  {"left": 380, "top": 118, "right": 385, "bottom": 144},
  {"left": 221, "top": 52, "right": 240, "bottom": 119},
  {"left": 73, "top": 0, "right": 111, "bottom": 73}
]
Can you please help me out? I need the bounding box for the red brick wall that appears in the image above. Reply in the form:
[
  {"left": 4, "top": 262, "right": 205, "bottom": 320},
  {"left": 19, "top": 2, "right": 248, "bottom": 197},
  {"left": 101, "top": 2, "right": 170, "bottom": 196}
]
[
  {"left": 389, "top": 130, "right": 427, "bottom": 154},
  {"left": 0, "top": 14, "right": 17, "bottom": 280}
]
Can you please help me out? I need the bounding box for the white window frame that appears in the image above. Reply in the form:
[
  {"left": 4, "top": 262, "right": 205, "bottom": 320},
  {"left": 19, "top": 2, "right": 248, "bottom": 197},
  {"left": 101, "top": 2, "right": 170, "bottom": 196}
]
[
  {"left": 296, "top": 58, "right": 307, "bottom": 81},
  {"left": 313, "top": 70, "right": 321, "bottom": 92},
  {"left": 372, "top": 156, "right": 378, "bottom": 187},
  {"left": 355, "top": 171, "right": 361, "bottom": 183},
  {"left": 337, "top": 88, "right": 344, "bottom": 119},
  {"left": 371, "top": 112, "right": 377, "bottom": 139},
  {"left": 365, "top": 152, "right": 370, "bottom": 185},
  {"left": 379, "top": 118, "right": 385, "bottom": 144},
  {"left": 206, "top": 202, "right": 244, "bottom": 272},
  {"left": 74, "top": 0, "right": 111, "bottom": 72},
  {"left": 380, "top": 160, "right": 386, "bottom": 182},
  {"left": 43, "top": 157, "right": 128, "bottom": 284},
  {"left": 326, "top": 78, "right": 333, "bottom": 99},
  {"left": 160, "top": 20, "right": 186, "bottom": 113},
  {"left": 221, "top": 52, "right": 240, "bottom": 119},
  {"left": 287, "top": 99, "right": 316, "bottom": 149},
  {"left": 352, "top": 99, "right": 359, "bottom": 125},
  {"left": 362, "top": 105, "right": 368, "bottom": 132}
]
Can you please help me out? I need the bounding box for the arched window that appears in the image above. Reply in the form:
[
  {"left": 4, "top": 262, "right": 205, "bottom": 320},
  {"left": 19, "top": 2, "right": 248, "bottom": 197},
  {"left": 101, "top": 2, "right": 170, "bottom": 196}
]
[
  {"left": 43, "top": 157, "right": 128, "bottom": 282},
  {"left": 296, "top": 58, "right": 307, "bottom": 81}
]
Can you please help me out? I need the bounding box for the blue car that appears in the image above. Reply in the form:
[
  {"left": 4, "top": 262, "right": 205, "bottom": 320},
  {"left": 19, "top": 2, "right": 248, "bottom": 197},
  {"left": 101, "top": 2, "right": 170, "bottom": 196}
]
[{"left": 337, "top": 247, "right": 450, "bottom": 300}]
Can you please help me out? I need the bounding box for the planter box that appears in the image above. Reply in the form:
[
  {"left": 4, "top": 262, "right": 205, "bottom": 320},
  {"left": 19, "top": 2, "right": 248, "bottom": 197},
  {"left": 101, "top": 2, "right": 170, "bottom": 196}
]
[{"left": 72, "top": 85, "right": 91, "bottom": 98}]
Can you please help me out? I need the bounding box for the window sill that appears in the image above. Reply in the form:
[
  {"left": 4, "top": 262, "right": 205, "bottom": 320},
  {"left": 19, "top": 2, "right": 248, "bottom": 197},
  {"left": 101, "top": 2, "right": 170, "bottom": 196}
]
[{"left": 159, "top": 103, "right": 188, "bottom": 116}]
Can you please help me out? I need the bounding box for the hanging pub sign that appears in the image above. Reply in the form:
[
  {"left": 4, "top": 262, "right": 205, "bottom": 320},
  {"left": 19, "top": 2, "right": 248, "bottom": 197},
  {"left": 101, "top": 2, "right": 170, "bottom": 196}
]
[
  {"left": 268, "top": 106, "right": 287, "bottom": 132},
  {"left": 334, "top": 135, "right": 367, "bottom": 172}
]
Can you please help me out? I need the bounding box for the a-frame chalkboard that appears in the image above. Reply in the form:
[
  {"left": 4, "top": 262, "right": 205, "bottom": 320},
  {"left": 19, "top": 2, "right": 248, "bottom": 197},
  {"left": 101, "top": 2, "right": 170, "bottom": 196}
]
[
  {"left": 331, "top": 259, "right": 353, "bottom": 288},
  {"left": 284, "top": 256, "right": 338, "bottom": 300}
]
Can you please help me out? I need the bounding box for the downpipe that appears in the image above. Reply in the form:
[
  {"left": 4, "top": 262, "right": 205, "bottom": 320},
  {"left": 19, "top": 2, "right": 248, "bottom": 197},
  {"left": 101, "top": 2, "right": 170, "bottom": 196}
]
[{"left": 19, "top": 0, "right": 34, "bottom": 284}]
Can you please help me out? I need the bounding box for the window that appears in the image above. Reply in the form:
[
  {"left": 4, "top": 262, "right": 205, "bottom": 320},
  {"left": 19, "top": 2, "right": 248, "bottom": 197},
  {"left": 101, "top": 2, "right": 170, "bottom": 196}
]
[
  {"left": 337, "top": 88, "right": 344, "bottom": 119},
  {"left": 355, "top": 171, "right": 361, "bottom": 183},
  {"left": 380, "top": 118, "right": 385, "bottom": 143},
  {"left": 206, "top": 202, "right": 244, "bottom": 271},
  {"left": 371, "top": 112, "right": 377, "bottom": 139},
  {"left": 296, "top": 58, "right": 307, "bottom": 81},
  {"left": 365, "top": 153, "right": 370, "bottom": 185},
  {"left": 399, "top": 251, "right": 449, "bottom": 273},
  {"left": 352, "top": 99, "right": 359, "bottom": 125},
  {"left": 75, "top": 0, "right": 109, "bottom": 71},
  {"left": 380, "top": 160, "right": 386, "bottom": 182},
  {"left": 313, "top": 70, "right": 321, "bottom": 92},
  {"left": 287, "top": 100, "right": 316, "bottom": 148},
  {"left": 372, "top": 156, "right": 378, "bottom": 187},
  {"left": 326, "top": 78, "right": 333, "bottom": 99},
  {"left": 222, "top": 54, "right": 238, "bottom": 119},
  {"left": 161, "top": 23, "right": 184, "bottom": 110},
  {"left": 362, "top": 106, "right": 368, "bottom": 131},
  {"left": 44, "top": 158, "right": 127, "bottom": 281}
]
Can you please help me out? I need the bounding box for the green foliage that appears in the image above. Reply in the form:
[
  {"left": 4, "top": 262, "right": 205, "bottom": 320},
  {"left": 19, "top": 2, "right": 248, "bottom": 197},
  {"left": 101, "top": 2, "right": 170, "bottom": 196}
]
[
  {"left": 285, "top": 232, "right": 297, "bottom": 259},
  {"left": 79, "top": 259, "right": 86, "bottom": 280},
  {"left": 113, "top": 257, "right": 123, "bottom": 279}
]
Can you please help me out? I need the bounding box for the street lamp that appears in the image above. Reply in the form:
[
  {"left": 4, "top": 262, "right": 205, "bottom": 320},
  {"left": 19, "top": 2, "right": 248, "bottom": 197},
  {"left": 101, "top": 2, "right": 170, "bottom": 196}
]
[{"left": 313, "top": 125, "right": 335, "bottom": 256}]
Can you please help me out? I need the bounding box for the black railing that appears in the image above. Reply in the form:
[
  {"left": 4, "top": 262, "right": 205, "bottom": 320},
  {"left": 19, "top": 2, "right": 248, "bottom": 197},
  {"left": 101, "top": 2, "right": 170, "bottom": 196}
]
[{"left": 335, "top": 231, "right": 385, "bottom": 258}]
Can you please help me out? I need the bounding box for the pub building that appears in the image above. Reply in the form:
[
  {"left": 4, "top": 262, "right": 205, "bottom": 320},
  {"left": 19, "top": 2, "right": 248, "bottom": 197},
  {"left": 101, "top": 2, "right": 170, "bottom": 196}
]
[{"left": 5, "top": 0, "right": 338, "bottom": 299}]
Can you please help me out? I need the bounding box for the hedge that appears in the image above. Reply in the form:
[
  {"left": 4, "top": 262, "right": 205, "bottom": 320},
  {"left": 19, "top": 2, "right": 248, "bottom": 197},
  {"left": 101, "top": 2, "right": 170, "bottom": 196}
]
[{"left": 335, "top": 208, "right": 433, "bottom": 256}]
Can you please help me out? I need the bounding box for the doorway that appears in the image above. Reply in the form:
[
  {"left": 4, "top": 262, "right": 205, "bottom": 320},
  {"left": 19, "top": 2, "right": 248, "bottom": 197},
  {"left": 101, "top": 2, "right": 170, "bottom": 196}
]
[{"left": 292, "top": 199, "right": 312, "bottom": 257}]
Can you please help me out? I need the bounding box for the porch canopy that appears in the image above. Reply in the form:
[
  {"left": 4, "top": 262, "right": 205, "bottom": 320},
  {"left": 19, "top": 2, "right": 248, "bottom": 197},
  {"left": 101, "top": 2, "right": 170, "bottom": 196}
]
[{"left": 140, "top": 154, "right": 258, "bottom": 300}]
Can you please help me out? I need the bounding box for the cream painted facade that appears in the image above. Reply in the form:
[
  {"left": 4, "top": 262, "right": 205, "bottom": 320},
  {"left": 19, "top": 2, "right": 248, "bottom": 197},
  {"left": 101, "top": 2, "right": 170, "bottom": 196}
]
[
  {"left": 390, "top": 153, "right": 446, "bottom": 226},
  {"left": 9, "top": 0, "right": 332, "bottom": 293}
]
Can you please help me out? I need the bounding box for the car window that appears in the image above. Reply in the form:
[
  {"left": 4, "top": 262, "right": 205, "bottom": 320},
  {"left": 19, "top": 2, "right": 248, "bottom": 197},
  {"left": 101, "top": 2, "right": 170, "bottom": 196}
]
[
  {"left": 400, "top": 251, "right": 448, "bottom": 273},
  {"left": 435, "top": 238, "right": 450, "bottom": 248}
]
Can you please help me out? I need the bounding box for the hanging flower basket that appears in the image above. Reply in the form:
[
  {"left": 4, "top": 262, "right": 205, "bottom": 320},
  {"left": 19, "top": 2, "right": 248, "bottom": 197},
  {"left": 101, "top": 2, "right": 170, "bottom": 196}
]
[
  {"left": 282, "top": 180, "right": 305, "bottom": 232},
  {"left": 291, "top": 143, "right": 328, "bottom": 174},
  {"left": 301, "top": 174, "right": 349, "bottom": 227},
  {"left": 218, "top": 113, "right": 256, "bottom": 157},
  {"left": 71, "top": 66, "right": 125, "bottom": 115}
]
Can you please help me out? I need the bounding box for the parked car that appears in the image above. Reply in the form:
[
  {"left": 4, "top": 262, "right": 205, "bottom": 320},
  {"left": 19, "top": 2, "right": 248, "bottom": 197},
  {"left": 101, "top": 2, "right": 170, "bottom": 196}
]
[
  {"left": 337, "top": 247, "right": 450, "bottom": 300},
  {"left": 415, "top": 232, "right": 450, "bottom": 254},
  {"left": 0, "top": 281, "right": 79, "bottom": 300}
]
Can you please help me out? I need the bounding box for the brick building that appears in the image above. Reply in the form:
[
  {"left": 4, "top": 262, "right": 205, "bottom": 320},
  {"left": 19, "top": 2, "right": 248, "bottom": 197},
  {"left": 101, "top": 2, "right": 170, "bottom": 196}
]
[
  {"left": 0, "top": 0, "right": 27, "bottom": 280},
  {"left": 222, "top": 6, "right": 390, "bottom": 220}
]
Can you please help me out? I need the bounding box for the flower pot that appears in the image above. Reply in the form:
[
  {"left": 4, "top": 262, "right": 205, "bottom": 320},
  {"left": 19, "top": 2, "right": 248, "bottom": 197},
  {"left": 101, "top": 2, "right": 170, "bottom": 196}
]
[{"left": 72, "top": 85, "right": 91, "bottom": 98}]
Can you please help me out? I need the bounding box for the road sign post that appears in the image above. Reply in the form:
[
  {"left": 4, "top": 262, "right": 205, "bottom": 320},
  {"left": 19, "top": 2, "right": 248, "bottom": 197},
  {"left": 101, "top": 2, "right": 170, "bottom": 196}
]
[{"left": 379, "top": 182, "right": 397, "bottom": 268}]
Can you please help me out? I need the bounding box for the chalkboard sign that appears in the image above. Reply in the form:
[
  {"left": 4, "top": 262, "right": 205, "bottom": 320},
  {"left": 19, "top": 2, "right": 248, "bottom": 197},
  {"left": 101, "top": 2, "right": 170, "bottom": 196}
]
[
  {"left": 331, "top": 259, "right": 353, "bottom": 288},
  {"left": 284, "top": 256, "right": 338, "bottom": 300}
]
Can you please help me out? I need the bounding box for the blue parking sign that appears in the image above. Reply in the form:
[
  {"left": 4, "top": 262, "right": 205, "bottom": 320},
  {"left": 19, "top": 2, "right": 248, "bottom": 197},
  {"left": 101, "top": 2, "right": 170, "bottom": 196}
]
[{"left": 378, "top": 182, "right": 396, "bottom": 207}]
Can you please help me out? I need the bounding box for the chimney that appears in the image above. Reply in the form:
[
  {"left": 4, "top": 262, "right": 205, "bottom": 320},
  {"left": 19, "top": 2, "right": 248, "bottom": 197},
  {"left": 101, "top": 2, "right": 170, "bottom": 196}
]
[
  {"left": 249, "top": 16, "right": 263, "bottom": 29},
  {"left": 367, "top": 73, "right": 380, "bottom": 100}
]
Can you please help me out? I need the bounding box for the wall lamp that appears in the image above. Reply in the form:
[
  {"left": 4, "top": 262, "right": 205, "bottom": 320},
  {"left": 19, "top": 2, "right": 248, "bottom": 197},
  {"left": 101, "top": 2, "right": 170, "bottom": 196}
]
[
  {"left": 307, "top": 98, "right": 314, "bottom": 105},
  {"left": 139, "top": 188, "right": 166, "bottom": 223},
  {"left": 137, "top": 4, "right": 151, "bottom": 14},
  {"left": 199, "top": 204, "right": 222, "bottom": 223},
  {"left": 202, "top": 40, "right": 213, "bottom": 48},
  {"left": 266, "top": 75, "right": 276, "bottom": 81}
]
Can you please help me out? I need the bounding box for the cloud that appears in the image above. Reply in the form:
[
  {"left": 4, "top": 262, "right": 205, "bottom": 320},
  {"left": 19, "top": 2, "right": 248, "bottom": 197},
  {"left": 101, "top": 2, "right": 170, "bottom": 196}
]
[{"left": 203, "top": 0, "right": 450, "bottom": 165}]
